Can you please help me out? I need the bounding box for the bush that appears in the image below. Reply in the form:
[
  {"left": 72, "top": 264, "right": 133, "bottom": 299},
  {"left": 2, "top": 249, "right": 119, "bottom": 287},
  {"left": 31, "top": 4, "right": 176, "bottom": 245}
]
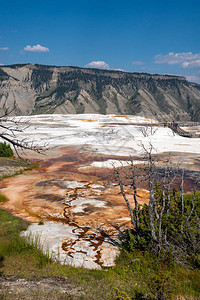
[
  {"left": 121, "top": 188, "right": 200, "bottom": 268},
  {"left": 0, "top": 142, "right": 13, "bottom": 157}
]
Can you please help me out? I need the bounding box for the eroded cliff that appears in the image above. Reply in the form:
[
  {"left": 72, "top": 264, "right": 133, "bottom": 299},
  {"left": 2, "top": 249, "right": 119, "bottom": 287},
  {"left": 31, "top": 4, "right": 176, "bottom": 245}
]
[{"left": 1, "top": 64, "right": 200, "bottom": 121}]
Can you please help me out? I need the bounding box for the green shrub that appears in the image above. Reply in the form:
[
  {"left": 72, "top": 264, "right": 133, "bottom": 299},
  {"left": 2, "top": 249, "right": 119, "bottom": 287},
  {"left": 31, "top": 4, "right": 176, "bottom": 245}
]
[
  {"left": 121, "top": 188, "right": 200, "bottom": 269},
  {"left": 0, "top": 142, "right": 13, "bottom": 157},
  {"left": 38, "top": 221, "right": 44, "bottom": 225},
  {"left": 112, "top": 288, "right": 132, "bottom": 300}
]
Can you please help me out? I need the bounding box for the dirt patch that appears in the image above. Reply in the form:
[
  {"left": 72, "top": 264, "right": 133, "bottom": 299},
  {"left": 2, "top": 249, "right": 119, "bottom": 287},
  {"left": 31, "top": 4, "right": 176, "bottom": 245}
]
[
  {"left": 0, "top": 157, "right": 34, "bottom": 179},
  {"left": 35, "top": 194, "right": 65, "bottom": 202},
  {"left": 0, "top": 276, "right": 83, "bottom": 299},
  {"left": 35, "top": 180, "right": 68, "bottom": 189},
  {"left": 80, "top": 203, "right": 105, "bottom": 214}
]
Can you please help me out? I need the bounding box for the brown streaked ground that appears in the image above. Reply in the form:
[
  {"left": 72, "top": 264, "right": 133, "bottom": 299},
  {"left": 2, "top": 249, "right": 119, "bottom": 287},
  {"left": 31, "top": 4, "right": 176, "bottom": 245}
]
[
  {"left": 0, "top": 146, "right": 199, "bottom": 268},
  {"left": 0, "top": 146, "right": 149, "bottom": 226}
]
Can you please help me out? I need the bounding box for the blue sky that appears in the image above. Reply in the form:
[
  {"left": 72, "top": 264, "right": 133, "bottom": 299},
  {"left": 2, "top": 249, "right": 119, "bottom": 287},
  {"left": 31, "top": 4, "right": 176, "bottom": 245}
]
[{"left": 0, "top": 0, "right": 200, "bottom": 83}]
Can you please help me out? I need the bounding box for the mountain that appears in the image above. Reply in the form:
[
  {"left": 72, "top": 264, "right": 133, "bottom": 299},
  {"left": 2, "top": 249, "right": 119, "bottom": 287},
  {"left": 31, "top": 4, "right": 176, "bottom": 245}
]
[{"left": 0, "top": 64, "right": 200, "bottom": 121}]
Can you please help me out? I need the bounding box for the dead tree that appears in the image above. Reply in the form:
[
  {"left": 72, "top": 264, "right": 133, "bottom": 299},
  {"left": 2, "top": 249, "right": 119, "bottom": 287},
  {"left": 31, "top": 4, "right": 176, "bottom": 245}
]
[
  {"left": 112, "top": 144, "right": 159, "bottom": 245},
  {"left": 114, "top": 140, "right": 190, "bottom": 253},
  {"left": 143, "top": 143, "right": 159, "bottom": 243},
  {"left": 113, "top": 159, "right": 141, "bottom": 240},
  {"left": 139, "top": 125, "right": 158, "bottom": 137},
  {"left": 0, "top": 108, "right": 46, "bottom": 156},
  {"left": 130, "top": 160, "right": 140, "bottom": 238},
  {"left": 113, "top": 122, "right": 199, "bottom": 263}
]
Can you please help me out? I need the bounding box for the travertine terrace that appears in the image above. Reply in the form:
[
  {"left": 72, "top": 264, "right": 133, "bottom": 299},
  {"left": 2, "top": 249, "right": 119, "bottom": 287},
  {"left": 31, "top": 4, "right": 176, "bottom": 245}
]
[{"left": 0, "top": 114, "right": 200, "bottom": 268}]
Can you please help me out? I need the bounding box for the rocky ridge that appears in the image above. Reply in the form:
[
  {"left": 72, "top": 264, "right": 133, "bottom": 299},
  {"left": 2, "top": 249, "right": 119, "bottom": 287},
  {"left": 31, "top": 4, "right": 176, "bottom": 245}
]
[{"left": 0, "top": 64, "right": 200, "bottom": 121}]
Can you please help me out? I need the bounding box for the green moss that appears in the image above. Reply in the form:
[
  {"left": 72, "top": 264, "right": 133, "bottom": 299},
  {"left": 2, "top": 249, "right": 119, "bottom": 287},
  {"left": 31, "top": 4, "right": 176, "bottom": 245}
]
[{"left": 0, "top": 194, "right": 8, "bottom": 203}]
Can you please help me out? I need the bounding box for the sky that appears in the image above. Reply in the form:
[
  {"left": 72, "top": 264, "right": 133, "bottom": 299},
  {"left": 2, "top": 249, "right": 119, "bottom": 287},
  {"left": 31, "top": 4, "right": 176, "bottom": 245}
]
[{"left": 0, "top": 0, "right": 200, "bottom": 83}]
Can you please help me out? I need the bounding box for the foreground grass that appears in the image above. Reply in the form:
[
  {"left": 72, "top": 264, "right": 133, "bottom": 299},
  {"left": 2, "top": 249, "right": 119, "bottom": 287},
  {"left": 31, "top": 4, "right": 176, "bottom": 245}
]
[{"left": 0, "top": 208, "right": 199, "bottom": 299}]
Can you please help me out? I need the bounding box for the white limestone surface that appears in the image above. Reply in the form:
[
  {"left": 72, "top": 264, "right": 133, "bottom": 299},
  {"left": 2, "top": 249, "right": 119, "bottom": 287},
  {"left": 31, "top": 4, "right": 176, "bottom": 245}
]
[
  {"left": 3, "top": 114, "right": 200, "bottom": 157},
  {"left": 21, "top": 222, "right": 119, "bottom": 269},
  {"left": 70, "top": 198, "right": 108, "bottom": 213},
  {"left": 90, "top": 160, "right": 146, "bottom": 168}
]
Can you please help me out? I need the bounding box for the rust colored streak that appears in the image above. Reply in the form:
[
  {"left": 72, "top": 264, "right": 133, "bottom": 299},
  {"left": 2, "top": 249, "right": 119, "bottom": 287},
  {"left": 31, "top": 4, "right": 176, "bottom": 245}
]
[{"left": 0, "top": 146, "right": 149, "bottom": 253}]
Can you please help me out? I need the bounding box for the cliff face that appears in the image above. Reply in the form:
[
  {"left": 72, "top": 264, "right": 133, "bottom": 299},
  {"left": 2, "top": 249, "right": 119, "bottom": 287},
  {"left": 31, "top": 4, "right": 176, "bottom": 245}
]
[{"left": 0, "top": 64, "right": 200, "bottom": 121}]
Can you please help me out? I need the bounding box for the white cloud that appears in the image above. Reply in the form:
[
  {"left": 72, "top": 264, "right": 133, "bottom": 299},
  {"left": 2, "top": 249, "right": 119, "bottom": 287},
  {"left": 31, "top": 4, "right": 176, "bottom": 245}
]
[
  {"left": 24, "top": 44, "right": 49, "bottom": 53},
  {"left": 186, "top": 75, "right": 200, "bottom": 84},
  {"left": 0, "top": 47, "right": 9, "bottom": 51},
  {"left": 114, "top": 68, "right": 125, "bottom": 72},
  {"left": 85, "top": 61, "right": 110, "bottom": 69},
  {"left": 132, "top": 61, "right": 144, "bottom": 65},
  {"left": 186, "top": 75, "right": 198, "bottom": 82},
  {"left": 154, "top": 52, "right": 200, "bottom": 65},
  {"left": 182, "top": 60, "right": 200, "bottom": 69}
]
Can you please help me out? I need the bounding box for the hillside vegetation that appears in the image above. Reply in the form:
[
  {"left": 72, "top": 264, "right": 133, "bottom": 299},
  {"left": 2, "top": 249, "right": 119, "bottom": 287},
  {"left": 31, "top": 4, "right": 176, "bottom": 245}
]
[{"left": 0, "top": 64, "right": 200, "bottom": 121}]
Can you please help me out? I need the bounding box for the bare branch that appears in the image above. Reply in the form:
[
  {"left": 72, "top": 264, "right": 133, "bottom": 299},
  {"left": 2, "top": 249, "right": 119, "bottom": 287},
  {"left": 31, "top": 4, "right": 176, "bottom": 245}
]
[
  {"left": 130, "top": 160, "right": 140, "bottom": 239},
  {"left": 0, "top": 109, "right": 47, "bottom": 156},
  {"left": 114, "top": 166, "right": 137, "bottom": 230}
]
